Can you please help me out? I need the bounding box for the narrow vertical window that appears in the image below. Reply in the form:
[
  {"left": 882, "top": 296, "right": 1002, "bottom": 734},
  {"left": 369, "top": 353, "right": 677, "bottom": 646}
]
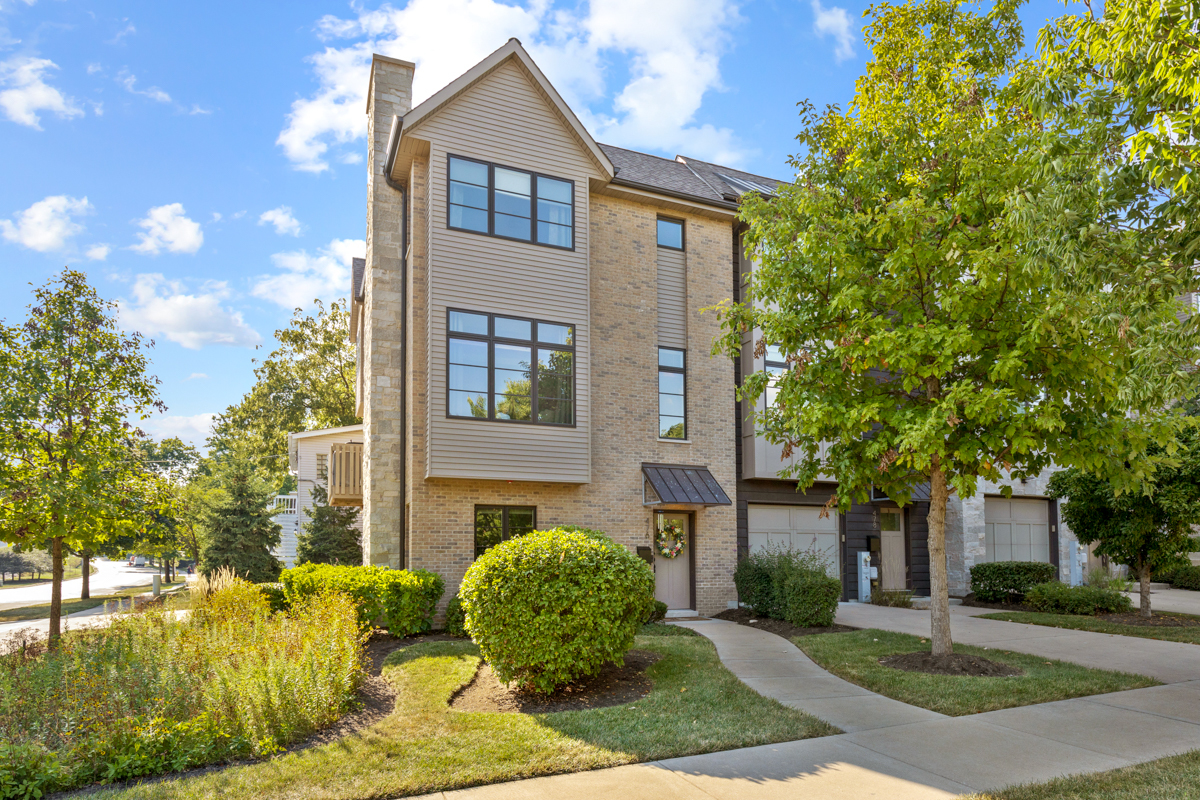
[
  {"left": 448, "top": 157, "right": 489, "bottom": 233},
  {"left": 658, "top": 347, "right": 686, "bottom": 439},
  {"left": 764, "top": 345, "right": 788, "bottom": 409}
]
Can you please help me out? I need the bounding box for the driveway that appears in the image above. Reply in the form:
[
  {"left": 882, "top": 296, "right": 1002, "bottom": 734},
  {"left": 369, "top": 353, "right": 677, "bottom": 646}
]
[
  {"left": 0, "top": 558, "right": 161, "bottom": 612},
  {"left": 1123, "top": 586, "right": 1200, "bottom": 617}
]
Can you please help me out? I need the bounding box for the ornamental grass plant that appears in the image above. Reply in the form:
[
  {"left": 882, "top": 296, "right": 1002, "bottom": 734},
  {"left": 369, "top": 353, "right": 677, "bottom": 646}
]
[{"left": 0, "top": 580, "right": 364, "bottom": 797}]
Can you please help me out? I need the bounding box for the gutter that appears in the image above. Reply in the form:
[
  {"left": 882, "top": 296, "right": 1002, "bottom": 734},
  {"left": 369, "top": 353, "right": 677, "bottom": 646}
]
[
  {"left": 382, "top": 114, "right": 407, "bottom": 567},
  {"left": 607, "top": 176, "right": 740, "bottom": 212}
]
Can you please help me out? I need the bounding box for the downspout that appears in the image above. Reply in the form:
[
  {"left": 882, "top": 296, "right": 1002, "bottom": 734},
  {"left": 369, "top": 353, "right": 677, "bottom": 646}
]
[{"left": 384, "top": 115, "right": 407, "bottom": 569}]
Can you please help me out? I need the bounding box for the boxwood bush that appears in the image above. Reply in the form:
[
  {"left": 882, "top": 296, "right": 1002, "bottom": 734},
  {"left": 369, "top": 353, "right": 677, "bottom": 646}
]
[
  {"left": 280, "top": 563, "right": 444, "bottom": 635},
  {"left": 969, "top": 561, "right": 1057, "bottom": 603},
  {"left": 781, "top": 571, "right": 841, "bottom": 627},
  {"left": 1024, "top": 581, "right": 1133, "bottom": 615},
  {"left": 1169, "top": 565, "right": 1200, "bottom": 591},
  {"left": 459, "top": 526, "right": 653, "bottom": 693},
  {"left": 734, "top": 544, "right": 839, "bottom": 626}
]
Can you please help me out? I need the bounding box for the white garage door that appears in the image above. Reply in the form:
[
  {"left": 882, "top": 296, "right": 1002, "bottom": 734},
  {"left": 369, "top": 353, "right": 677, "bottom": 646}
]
[
  {"left": 748, "top": 504, "right": 839, "bottom": 578},
  {"left": 984, "top": 498, "right": 1050, "bottom": 563}
]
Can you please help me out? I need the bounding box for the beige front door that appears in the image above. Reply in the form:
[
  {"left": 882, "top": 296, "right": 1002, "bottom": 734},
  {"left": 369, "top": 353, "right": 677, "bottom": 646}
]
[
  {"left": 654, "top": 514, "right": 691, "bottom": 610},
  {"left": 880, "top": 509, "right": 906, "bottom": 591}
]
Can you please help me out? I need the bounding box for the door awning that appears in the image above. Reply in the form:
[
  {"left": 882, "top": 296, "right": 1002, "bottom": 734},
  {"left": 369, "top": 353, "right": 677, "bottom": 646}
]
[{"left": 642, "top": 463, "right": 732, "bottom": 506}]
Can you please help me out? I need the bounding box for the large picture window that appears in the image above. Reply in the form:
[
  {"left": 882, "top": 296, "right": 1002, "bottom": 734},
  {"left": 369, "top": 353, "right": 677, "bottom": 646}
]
[
  {"left": 448, "top": 155, "right": 574, "bottom": 249},
  {"left": 447, "top": 309, "right": 575, "bottom": 426},
  {"left": 658, "top": 347, "right": 686, "bottom": 439},
  {"left": 474, "top": 505, "right": 536, "bottom": 558}
]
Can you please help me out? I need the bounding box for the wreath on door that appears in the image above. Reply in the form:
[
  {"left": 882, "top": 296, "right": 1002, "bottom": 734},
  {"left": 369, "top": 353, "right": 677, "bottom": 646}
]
[{"left": 656, "top": 520, "right": 687, "bottom": 559}]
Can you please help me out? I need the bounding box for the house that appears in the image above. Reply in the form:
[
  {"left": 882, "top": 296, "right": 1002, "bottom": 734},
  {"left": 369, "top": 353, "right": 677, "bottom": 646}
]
[
  {"left": 340, "top": 39, "right": 1083, "bottom": 616},
  {"left": 271, "top": 425, "right": 364, "bottom": 568}
]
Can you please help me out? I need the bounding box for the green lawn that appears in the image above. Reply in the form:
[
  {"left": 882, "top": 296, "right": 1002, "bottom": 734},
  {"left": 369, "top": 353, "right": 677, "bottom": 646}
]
[
  {"left": 0, "top": 582, "right": 184, "bottom": 621},
  {"left": 966, "top": 749, "right": 1200, "bottom": 799},
  {"left": 794, "top": 629, "right": 1158, "bottom": 715},
  {"left": 89, "top": 627, "right": 836, "bottom": 799},
  {"left": 978, "top": 611, "right": 1200, "bottom": 645}
]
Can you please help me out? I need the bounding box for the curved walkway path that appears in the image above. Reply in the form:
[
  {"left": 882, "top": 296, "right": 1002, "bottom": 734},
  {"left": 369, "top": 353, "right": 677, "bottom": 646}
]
[{"left": 421, "top": 607, "right": 1200, "bottom": 800}]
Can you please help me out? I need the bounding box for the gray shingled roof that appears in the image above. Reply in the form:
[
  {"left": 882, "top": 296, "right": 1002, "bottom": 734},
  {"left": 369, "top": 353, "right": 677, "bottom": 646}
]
[
  {"left": 352, "top": 257, "right": 365, "bottom": 302},
  {"left": 598, "top": 143, "right": 785, "bottom": 207}
]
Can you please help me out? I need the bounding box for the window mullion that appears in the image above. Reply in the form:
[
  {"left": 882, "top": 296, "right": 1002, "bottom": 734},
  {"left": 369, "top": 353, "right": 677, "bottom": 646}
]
[{"left": 488, "top": 165, "right": 495, "bottom": 236}]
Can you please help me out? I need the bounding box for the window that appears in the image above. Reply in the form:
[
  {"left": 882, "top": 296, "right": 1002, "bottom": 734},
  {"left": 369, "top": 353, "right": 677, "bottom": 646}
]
[
  {"left": 474, "top": 505, "right": 536, "bottom": 558},
  {"left": 657, "top": 217, "right": 684, "bottom": 250},
  {"left": 658, "top": 347, "right": 686, "bottom": 439},
  {"left": 315, "top": 453, "right": 328, "bottom": 481},
  {"left": 447, "top": 309, "right": 575, "bottom": 426},
  {"left": 764, "top": 345, "right": 787, "bottom": 409},
  {"left": 448, "top": 155, "right": 574, "bottom": 249}
]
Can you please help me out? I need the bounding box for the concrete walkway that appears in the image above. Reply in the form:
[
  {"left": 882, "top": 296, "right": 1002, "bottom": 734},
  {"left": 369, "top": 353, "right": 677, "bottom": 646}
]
[
  {"left": 1123, "top": 586, "right": 1200, "bottom": 617},
  {"left": 419, "top": 613, "right": 1200, "bottom": 799}
]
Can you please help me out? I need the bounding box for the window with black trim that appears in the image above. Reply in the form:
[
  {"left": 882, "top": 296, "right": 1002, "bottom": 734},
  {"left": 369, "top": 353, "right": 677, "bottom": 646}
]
[
  {"left": 658, "top": 347, "right": 686, "bottom": 439},
  {"left": 448, "top": 155, "right": 574, "bottom": 249},
  {"left": 474, "top": 505, "right": 536, "bottom": 558},
  {"left": 447, "top": 309, "right": 575, "bottom": 426},
  {"left": 764, "top": 345, "right": 787, "bottom": 409},
  {"left": 657, "top": 217, "right": 684, "bottom": 250}
]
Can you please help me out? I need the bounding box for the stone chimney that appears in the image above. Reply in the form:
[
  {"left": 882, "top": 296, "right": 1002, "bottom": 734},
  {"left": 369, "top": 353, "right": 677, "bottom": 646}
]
[{"left": 361, "top": 54, "right": 414, "bottom": 568}]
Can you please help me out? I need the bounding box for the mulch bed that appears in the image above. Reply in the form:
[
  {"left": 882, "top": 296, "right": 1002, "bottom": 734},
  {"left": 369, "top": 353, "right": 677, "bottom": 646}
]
[
  {"left": 880, "top": 652, "right": 1025, "bottom": 677},
  {"left": 714, "top": 607, "right": 858, "bottom": 639},
  {"left": 1098, "top": 612, "right": 1200, "bottom": 628},
  {"left": 450, "top": 650, "right": 661, "bottom": 713}
]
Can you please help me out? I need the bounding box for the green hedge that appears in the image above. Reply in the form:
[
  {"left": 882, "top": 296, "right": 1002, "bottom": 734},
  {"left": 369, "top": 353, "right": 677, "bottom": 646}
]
[
  {"left": 1172, "top": 565, "right": 1200, "bottom": 591},
  {"left": 781, "top": 571, "right": 841, "bottom": 627},
  {"left": 444, "top": 592, "right": 466, "bottom": 637},
  {"left": 969, "top": 561, "right": 1057, "bottom": 603},
  {"left": 734, "top": 545, "right": 834, "bottom": 619},
  {"left": 459, "top": 526, "right": 653, "bottom": 693},
  {"left": 256, "top": 582, "right": 288, "bottom": 613},
  {"left": 1024, "top": 582, "right": 1133, "bottom": 615},
  {"left": 280, "top": 563, "right": 444, "bottom": 635}
]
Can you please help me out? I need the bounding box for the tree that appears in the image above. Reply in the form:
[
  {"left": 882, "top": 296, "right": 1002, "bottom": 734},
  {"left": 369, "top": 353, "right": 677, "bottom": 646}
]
[
  {"left": 296, "top": 481, "right": 362, "bottom": 565},
  {"left": 199, "top": 457, "right": 282, "bottom": 583},
  {"left": 713, "top": 0, "right": 1198, "bottom": 657},
  {"left": 141, "top": 436, "right": 201, "bottom": 483},
  {"left": 0, "top": 270, "right": 163, "bottom": 644},
  {"left": 1049, "top": 424, "right": 1200, "bottom": 617},
  {"left": 209, "top": 300, "right": 358, "bottom": 480}
]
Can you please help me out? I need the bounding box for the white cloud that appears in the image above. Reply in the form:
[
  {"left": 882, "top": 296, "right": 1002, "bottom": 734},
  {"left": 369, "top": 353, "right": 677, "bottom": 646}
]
[
  {"left": 119, "top": 273, "right": 261, "bottom": 349},
  {"left": 0, "top": 56, "right": 83, "bottom": 129},
  {"left": 184, "top": 372, "right": 208, "bottom": 381},
  {"left": 131, "top": 203, "right": 203, "bottom": 255},
  {"left": 279, "top": 0, "right": 746, "bottom": 172},
  {"left": 118, "top": 70, "right": 171, "bottom": 103},
  {"left": 252, "top": 237, "right": 364, "bottom": 309},
  {"left": 86, "top": 243, "right": 111, "bottom": 261},
  {"left": 0, "top": 195, "right": 91, "bottom": 252},
  {"left": 188, "top": 104, "right": 211, "bottom": 115},
  {"left": 210, "top": 211, "right": 222, "bottom": 222},
  {"left": 811, "top": 0, "right": 855, "bottom": 63},
  {"left": 108, "top": 22, "right": 136, "bottom": 45},
  {"left": 259, "top": 206, "right": 302, "bottom": 236},
  {"left": 87, "top": 63, "right": 104, "bottom": 75},
  {"left": 141, "top": 412, "right": 215, "bottom": 448}
]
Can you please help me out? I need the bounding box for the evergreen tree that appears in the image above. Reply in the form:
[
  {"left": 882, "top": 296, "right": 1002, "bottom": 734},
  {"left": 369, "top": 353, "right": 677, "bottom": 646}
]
[
  {"left": 296, "top": 482, "right": 362, "bottom": 565},
  {"left": 199, "top": 459, "right": 282, "bottom": 583}
]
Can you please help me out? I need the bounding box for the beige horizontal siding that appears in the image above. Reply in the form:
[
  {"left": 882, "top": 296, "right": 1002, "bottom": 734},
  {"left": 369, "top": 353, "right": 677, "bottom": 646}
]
[
  {"left": 658, "top": 246, "right": 687, "bottom": 349},
  {"left": 414, "top": 58, "right": 603, "bottom": 484}
]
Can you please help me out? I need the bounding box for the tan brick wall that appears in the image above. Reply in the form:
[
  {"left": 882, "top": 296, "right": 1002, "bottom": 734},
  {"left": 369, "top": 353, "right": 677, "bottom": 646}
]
[{"left": 400, "top": 192, "right": 738, "bottom": 616}]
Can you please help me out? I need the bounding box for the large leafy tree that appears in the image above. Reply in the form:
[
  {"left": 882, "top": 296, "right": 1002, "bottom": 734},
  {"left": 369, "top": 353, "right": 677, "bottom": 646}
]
[
  {"left": 199, "top": 457, "right": 282, "bottom": 583},
  {"left": 209, "top": 300, "right": 358, "bottom": 479},
  {"left": 0, "top": 270, "right": 164, "bottom": 644},
  {"left": 714, "top": 0, "right": 1198, "bottom": 657},
  {"left": 1049, "top": 423, "right": 1200, "bottom": 617}
]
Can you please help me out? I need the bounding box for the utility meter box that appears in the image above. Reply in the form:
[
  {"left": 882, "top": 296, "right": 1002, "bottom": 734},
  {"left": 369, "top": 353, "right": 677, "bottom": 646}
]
[{"left": 858, "top": 550, "right": 873, "bottom": 601}]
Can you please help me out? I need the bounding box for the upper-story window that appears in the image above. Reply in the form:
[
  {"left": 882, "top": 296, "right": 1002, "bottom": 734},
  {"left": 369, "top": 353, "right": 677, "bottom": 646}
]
[
  {"left": 658, "top": 347, "right": 686, "bottom": 439},
  {"left": 764, "top": 345, "right": 787, "bottom": 408},
  {"left": 447, "top": 309, "right": 575, "bottom": 426},
  {"left": 448, "top": 155, "right": 574, "bottom": 249},
  {"left": 657, "top": 217, "right": 684, "bottom": 250}
]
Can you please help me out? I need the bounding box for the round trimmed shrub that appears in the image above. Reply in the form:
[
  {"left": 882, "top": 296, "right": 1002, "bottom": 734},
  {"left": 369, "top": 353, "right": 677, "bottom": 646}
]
[
  {"left": 1024, "top": 581, "right": 1133, "bottom": 615},
  {"left": 969, "top": 561, "right": 1057, "bottom": 603},
  {"left": 459, "top": 526, "right": 654, "bottom": 693}
]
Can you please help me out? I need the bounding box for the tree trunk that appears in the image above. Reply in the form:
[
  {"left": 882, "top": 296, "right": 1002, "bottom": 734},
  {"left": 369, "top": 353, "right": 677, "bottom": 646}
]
[
  {"left": 928, "top": 462, "right": 954, "bottom": 656},
  {"left": 1140, "top": 561, "right": 1153, "bottom": 618},
  {"left": 81, "top": 550, "right": 91, "bottom": 599},
  {"left": 49, "top": 537, "right": 64, "bottom": 647}
]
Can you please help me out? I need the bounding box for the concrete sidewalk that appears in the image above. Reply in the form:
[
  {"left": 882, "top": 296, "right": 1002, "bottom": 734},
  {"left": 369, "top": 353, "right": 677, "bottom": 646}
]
[
  {"left": 834, "top": 603, "right": 1200, "bottom": 684},
  {"left": 1123, "top": 586, "right": 1200, "bottom": 617},
  {"left": 417, "top": 616, "right": 1200, "bottom": 799}
]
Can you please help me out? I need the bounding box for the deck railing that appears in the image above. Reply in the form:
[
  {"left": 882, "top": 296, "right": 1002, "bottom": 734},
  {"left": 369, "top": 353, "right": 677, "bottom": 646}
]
[{"left": 329, "top": 442, "right": 363, "bottom": 507}]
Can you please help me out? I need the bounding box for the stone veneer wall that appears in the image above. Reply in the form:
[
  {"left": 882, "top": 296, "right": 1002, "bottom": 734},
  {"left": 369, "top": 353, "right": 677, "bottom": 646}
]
[
  {"left": 399, "top": 192, "right": 738, "bottom": 616},
  {"left": 362, "top": 56, "right": 414, "bottom": 567}
]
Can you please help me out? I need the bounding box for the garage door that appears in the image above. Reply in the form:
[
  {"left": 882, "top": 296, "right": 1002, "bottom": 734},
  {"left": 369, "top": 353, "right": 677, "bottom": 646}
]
[
  {"left": 747, "top": 504, "right": 839, "bottom": 577},
  {"left": 984, "top": 498, "right": 1050, "bottom": 563}
]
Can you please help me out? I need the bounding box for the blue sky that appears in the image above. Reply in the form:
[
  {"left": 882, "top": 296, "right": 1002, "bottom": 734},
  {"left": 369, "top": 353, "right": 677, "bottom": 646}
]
[{"left": 0, "top": 0, "right": 1068, "bottom": 449}]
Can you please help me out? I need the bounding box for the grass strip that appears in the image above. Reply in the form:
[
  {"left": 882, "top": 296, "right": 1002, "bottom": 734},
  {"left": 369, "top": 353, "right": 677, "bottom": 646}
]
[
  {"left": 965, "top": 749, "right": 1200, "bottom": 799},
  {"left": 91, "top": 629, "right": 837, "bottom": 800},
  {"left": 978, "top": 611, "right": 1200, "bottom": 645},
  {"left": 795, "top": 629, "right": 1158, "bottom": 715},
  {"left": 0, "top": 583, "right": 184, "bottom": 621}
]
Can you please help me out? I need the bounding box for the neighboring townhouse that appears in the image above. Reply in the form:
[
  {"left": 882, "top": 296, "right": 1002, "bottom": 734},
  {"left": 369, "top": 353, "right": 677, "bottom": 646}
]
[
  {"left": 271, "top": 425, "right": 364, "bottom": 567},
  {"left": 337, "top": 39, "right": 1083, "bottom": 616}
]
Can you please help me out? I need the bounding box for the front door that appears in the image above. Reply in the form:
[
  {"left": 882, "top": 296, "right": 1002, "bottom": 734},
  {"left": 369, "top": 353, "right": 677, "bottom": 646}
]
[
  {"left": 654, "top": 514, "right": 692, "bottom": 610},
  {"left": 880, "top": 509, "right": 906, "bottom": 591}
]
